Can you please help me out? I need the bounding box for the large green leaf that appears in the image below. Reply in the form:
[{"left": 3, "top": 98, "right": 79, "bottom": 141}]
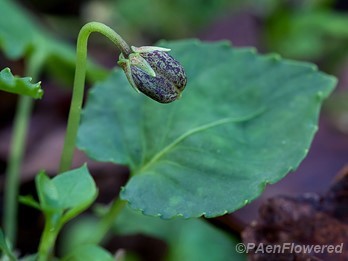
[
  {"left": 0, "top": 0, "right": 106, "bottom": 82},
  {"left": 77, "top": 40, "right": 336, "bottom": 218},
  {"left": 0, "top": 68, "right": 43, "bottom": 98}
]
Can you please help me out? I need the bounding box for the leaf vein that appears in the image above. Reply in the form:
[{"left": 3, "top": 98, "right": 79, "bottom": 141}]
[{"left": 138, "top": 109, "right": 264, "bottom": 173}]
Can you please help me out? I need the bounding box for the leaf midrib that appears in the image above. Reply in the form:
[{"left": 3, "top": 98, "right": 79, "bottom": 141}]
[{"left": 136, "top": 108, "right": 265, "bottom": 174}]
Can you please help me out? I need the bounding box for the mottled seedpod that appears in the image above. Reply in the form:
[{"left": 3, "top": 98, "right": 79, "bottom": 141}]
[{"left": 118, "top": 46, "right": 187, "bottom": 103}]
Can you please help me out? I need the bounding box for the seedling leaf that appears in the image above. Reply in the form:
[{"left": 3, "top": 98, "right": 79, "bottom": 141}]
[
  {"left": 52, "top": 164, "right": 97, "bottom": 211},
  {"left": 0, "top": 68, "right": 43, "bottom": 98},
  {"left": 31, "top": 165, "right": 97, "bottom": 221},
  {"left": 35, "top": 171, "right": 60, "bottom": 212}
]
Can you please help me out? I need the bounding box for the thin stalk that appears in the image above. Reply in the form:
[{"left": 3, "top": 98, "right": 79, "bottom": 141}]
[
  {"left": 59, "top": 22, "right": 131, "bottom": 173},
  {"left": 58, "top": 22, "right": 131, "bottom": 246},
  {"left": 37, "top": 214, "right": 61, "bottom": 261},
  {"left": 92, "top": 199, "right": 127, "bottom": 244},
  {"left": 3, "top": 56, "right": 43, "bottom": 246},
  {"left": 3, "top": 96, "right": 33, "bottom": 247}
]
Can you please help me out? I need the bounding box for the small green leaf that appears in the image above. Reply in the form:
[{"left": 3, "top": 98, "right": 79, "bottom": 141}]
[
  {"left": 52, "top": 164, "right": 98, "bottom": 223},
  {"left": 19, "top": 195, "right": 41, "bottom": 210},
  {"left": 0, "top": 229, "right": 17, "bottom": 261},
  {"left": 0, "top": 68, "right": 43, "bottom": 98},
  {"left": 52, "top": 165, "right": 97, "bottom": 210},
  {"left": 35, "top": 171, "right": 60, "bottom": 212},
  {"left": 78, "top": 40, "right": 336, "bottom": 218},
  {"left": 62, "top": 244, "right": 114, "bottom": 261},
  {"left": 32, "top": 166, "right": 97, "bottom": 222}
]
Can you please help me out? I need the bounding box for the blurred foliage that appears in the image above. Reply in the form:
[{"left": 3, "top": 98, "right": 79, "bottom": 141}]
[
  {"left": 0, "top": 0, "right": 107, "bottom": 85},
  {"left": 325, "top": 91, "right": 348, "bottom": 134},
  {"left": 82, "top": 0, "right": 245, "bottom": 43},
  {"left": 112, "top": 0, "right": 240, "bottom": 38},
  {"left": 79, "top": 0, "right": 348, "bottom": 66},
  {"left": 254, "top": 0, "right": 348, "bottom": 135},
  {"left": 0, "top": 229, "right": 16, "bottom": 261},
  {"left": 257, "top": 0, "right": 348, "bottom": 62},
  {"left": 60, "top": 206, "right": 245, "bottom": 261},
  {"left": 114, "top": 206, "right": 245, "bottom": 261},
  {"left": 62, "top": 244, "right": 115, "bottom": 261},
  {"left": 11, "top": 0, "right": 348, "bottom": 66}
]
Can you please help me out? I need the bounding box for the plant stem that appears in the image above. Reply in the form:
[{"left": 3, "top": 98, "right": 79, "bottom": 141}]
[
  {"left": 3, "top": 96, "right": 33, "bottom": 247},
  {"left": 59, "top": 22, "right": 131, "bottom": 173},
  {"left": 58, "top": 21, "right": 130, "bottom": 246},
  {"left": 37, "top": 215, "right": 61, "bottom": 261},
  {"left": 92, "top": 199, "right": 127, "bottom": 244},
  {"left": 3, "top": 56, "right": 43, "bottom": 247}
]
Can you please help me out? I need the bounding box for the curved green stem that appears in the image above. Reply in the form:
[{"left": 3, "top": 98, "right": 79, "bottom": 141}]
[
  {"left": 59, "top": 22, "right": 131, "bottom": 173},
  {"left": 3, "top": 53, "right": 44, "bottom": 247},
  {"left": 58, "top": 21, "right": 131, "bottom": 248}
]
